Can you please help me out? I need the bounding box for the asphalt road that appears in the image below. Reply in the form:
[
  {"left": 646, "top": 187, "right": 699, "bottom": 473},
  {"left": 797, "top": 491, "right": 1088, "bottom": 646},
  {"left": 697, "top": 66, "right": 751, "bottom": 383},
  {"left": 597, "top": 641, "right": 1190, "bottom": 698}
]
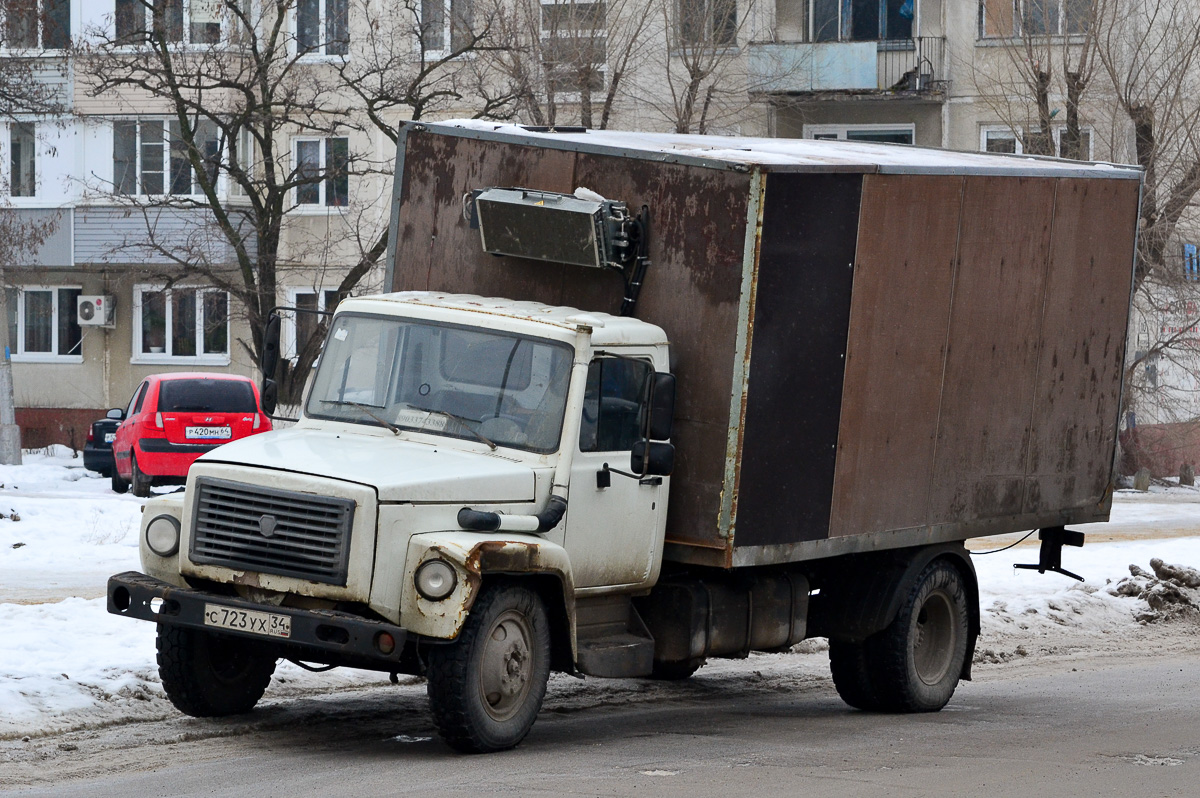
[{"left": 4, "top": 646, "right": 1198, "bottom": 798}]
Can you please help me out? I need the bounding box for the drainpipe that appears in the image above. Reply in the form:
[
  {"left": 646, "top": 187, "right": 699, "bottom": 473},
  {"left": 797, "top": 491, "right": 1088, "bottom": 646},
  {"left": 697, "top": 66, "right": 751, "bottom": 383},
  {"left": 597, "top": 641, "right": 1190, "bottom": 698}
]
[{"left": 0, "top": 269, "right": 22, "bottom": 464}]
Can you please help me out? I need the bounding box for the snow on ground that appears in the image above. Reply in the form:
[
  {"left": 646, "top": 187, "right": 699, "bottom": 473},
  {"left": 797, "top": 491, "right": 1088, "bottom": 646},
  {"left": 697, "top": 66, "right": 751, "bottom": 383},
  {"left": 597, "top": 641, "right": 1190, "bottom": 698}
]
[{"left": 1, "top": 450, "right": 1198, "bottom": 740}]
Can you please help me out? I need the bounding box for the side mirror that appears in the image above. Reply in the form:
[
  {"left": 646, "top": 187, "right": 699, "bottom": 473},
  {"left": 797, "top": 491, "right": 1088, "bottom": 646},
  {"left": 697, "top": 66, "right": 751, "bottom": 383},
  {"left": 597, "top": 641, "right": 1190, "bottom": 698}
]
[
  {"left": 261, "top": 378, "right": 279, "bottom": 416},
  {"left": 647, "top": 372, "right": 675, "bottom": 441},
  {"left": 631, "top": 440, "right": 674, "bottom": 477},
  {"left": 261, "top": 313, "right": 282, "bottom": 381},
  {"left": 106, "top": 408, "right": 124, "bottom": 421}
]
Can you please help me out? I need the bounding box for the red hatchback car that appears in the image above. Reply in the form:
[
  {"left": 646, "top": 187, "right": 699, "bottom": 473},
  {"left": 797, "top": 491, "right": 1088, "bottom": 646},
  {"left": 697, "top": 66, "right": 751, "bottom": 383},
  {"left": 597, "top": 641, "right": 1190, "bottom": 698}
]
[{"left": 111, "top": 373, "right": 272, "bottom": 496}]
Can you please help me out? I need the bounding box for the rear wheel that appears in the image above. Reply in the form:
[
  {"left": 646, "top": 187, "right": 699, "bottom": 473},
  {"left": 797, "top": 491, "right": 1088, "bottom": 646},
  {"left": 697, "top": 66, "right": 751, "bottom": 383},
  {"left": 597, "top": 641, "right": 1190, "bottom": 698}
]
[
  {"left": 427, "top": 583, "right": 551, "bottom": 753},
  {"left": 130, "top": 456, "right": 152, "bottom": 498},
  {"left": 870, "top": 560, "right": 969, "bottom": 712},
  {"left": 157, "top": 626, "right": 276, "bottom": 717}
]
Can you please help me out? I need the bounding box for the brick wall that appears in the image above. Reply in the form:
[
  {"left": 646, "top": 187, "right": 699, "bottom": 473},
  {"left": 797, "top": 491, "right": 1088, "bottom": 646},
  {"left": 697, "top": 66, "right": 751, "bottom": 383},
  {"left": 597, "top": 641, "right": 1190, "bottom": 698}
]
[{"left": 16, "top": 408, "right": 106, "bottom": 451}]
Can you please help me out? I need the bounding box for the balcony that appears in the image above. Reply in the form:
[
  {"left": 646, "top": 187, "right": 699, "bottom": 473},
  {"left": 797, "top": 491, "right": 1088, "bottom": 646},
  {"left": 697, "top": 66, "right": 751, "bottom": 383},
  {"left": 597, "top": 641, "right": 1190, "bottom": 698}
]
[{"left": 747, "top": 37, "right": 947, "bottom": 97}]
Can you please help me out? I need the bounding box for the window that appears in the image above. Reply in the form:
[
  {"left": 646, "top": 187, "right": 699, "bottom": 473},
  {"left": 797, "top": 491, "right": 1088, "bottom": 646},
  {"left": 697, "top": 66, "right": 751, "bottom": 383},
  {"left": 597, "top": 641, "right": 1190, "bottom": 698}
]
[
  {"left": 1185, "top": 244, "right": 1200, "bottom": 282},
  {"left": 3, "top": 0, "right": 69, "bottom": 48},
  {"left": 134, "top": 285, "right": 229, "bottom": 361},
  {"left": 420, "top": 0, "right": 472, "bottom": 52},
  {"left": 541, "top": 1, "right": 607, "bottom": 93},
  {"left": 286, "top": 288, "right": 340, "bottom": 359},
  {"left": 980, "top": 125, "right": 1093, "bottom": 159},
  {"left": 294, "top": 137, "right": 348, "bottom": 207},
  {"left": 4, "top": 286, "right": 82, "bottom": 359},
  {"left": 679, "top": 0, "right": 736, "bottom": 46},
  {"left": 115, "top": 0, "right": 230, "bottom": 45},
  {"left": 113, "top": 119, "right": 220, "bottom": 196},
  {"left": 806, "top": 124, "right": 915, "bottom": 144},
  {"left": 579, "top": 357, "right": 653, "bottom": 452},
  {"left": 297, "top": 0, "right": 348, "bottom": 55},
  {"left": 229, "top": 127, "right": 255, "bottom": 196},
  {"left": 9, "top": 122, "right": 35, "bottom": 197},
  {"left": 805, "top": 0, "right": 913, "bottom": 43},
  {"left": 979, "top": 0, "right": 1090, "bottom": 39}
]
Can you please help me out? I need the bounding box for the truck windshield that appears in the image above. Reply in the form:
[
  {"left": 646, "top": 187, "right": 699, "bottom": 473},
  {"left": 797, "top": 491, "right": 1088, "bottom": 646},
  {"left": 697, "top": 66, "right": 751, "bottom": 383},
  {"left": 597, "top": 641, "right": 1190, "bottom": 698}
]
[{"left": 305, "top": 313, "right": 574, "bottom": 453}]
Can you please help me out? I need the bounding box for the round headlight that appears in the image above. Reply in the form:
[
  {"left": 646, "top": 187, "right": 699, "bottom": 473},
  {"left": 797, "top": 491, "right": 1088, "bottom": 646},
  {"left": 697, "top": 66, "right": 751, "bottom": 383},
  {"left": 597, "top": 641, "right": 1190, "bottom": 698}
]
[
  {"left": 415, "top": 559, "right": 457, "bottom": 601},
  {"left": 145, "top": 515, "right": 181, "bottom": 557}
]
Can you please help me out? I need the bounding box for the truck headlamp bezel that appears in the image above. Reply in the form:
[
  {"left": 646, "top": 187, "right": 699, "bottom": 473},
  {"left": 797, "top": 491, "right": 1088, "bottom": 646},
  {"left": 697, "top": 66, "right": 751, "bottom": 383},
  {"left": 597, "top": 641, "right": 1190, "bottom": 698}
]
[
  {"left": 414, "top": 559, "right": 458, "bottom": 601},
  {"left": 145, "top": 514, "right": 181, "bottom": 557}
]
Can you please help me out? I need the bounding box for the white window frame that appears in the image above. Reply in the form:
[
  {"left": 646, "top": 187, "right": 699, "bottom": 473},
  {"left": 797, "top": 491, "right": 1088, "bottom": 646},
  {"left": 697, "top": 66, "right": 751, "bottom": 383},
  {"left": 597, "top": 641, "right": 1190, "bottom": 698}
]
[
  {"left": 294, "top": 0, "right": 349, "bottom": 58},
  {"left": 803, "top": 123, "right": 916, "bottom": 143},
  {"left": 283, "top": 286, "right": 340, "bottom": 360},
  {"left": 4, "top": 121, "right": 38, "bottom": 200},
  {"left": 112, "top": 118, "right": 223, "bottom": 198},
  {"left": 1, "top": 0, "right": 71, "bottom": 51},
  {"left": 539, "top": 0, "right": 607, "bottom": 97},
  {"left": 979, "top": 124, "right": 1094, "bottom": 159},
  {"left": 419, "top": 0, "right": 475, "bottom": 56},
  {"left": 291, "top": 136, "right": 349, "bottom": 211},
  {"left": 114, "top": 0, "right": 236, "bottom": 47},
  {"left": 978, "top": 0, "right": 1091, "bottom": 40},
  {"left": 7, "top": 285, "right": 83, "bottom": 363},
  {"left": 132, "top": 284, "right": 231, "bottom": 365}
]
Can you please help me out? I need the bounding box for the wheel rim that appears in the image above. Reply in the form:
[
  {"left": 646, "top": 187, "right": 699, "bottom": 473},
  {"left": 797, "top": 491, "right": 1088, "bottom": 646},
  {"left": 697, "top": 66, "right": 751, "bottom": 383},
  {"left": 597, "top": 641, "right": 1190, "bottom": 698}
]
[
  {"left": 478, "top": 608, "right": 534, "bottom": 722},
  {"left": 912, "top": 589, "right": 957, "bottom": 686}
]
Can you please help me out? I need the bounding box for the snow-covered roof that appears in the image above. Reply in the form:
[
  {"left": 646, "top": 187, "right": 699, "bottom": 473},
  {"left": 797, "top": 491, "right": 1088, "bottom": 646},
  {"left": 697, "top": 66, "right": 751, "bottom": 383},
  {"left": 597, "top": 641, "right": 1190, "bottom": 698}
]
[
  {"left": 340, "top": 291, "right": 669, "bottom": 347},
  {"left": 422, "top": 119, "right": 1143, "bottom": 180}
]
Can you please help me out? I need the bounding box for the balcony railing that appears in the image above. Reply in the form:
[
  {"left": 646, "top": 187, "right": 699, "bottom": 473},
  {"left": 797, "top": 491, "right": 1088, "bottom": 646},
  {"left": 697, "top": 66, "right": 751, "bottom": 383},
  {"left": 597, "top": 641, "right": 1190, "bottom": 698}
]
[{"left": 746, "top": 36, "right": 947, "bottom": 95}]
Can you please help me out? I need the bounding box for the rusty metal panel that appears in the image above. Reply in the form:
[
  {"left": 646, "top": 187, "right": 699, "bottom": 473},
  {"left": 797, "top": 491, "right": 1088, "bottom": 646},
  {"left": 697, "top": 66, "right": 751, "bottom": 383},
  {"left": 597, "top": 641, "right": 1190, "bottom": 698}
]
[
  {"left": 930, "top": 176, "right": 1056, "bottom": 522},
  {"left": 1024, "top": 178, "right": 1139, "bottom": 513},
  {"left": 392, "top": 128, "right": 752, "bottom": 552},
  {"left": 829, "top": 174, "right": 964, "bottom": 538},
  {"left": 734, "top": 173, "right": 862, "bottom": 548}
]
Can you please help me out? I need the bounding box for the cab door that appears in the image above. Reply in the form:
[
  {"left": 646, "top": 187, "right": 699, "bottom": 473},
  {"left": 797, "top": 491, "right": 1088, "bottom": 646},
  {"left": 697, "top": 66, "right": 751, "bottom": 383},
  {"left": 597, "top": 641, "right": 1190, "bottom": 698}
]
[{"left": 564, "top": 352, "right": 668, "bottom": 590}]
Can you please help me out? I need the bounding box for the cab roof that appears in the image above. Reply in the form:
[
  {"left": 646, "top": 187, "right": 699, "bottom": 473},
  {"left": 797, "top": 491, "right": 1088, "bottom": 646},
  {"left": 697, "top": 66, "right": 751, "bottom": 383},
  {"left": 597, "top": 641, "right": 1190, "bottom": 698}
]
[{"left": 338, "top": 292, "right": 670, "bottom": 347}]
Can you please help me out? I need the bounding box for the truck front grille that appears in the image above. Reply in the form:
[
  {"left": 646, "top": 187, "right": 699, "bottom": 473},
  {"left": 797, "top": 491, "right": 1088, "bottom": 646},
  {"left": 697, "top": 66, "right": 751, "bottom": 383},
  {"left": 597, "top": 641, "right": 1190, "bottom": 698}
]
[{"left": 189, "top": 477, "right": 356, "bottom": 586}]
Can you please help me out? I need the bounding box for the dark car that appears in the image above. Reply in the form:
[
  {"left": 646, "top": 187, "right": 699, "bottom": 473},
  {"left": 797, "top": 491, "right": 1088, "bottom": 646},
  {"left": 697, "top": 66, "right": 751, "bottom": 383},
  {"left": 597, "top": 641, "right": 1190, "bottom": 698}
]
[
  {"left": 111, "top": 373, "right": 272, "bottom": 496},
  {"left": 82, "top": 410, "right": 122, "bottom": 477}
]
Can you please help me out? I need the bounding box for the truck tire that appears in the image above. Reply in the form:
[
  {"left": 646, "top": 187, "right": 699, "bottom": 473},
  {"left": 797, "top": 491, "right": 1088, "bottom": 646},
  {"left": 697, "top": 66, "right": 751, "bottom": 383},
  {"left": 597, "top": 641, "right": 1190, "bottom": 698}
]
[
  {"left": 828, "top": 639, "right": 883, "bottom": 711},
  {"left": 157, "top": 626, "right": 276, "bottom": 717},
  {"left": 426, "top": 583, "right": 551, "bottom": 753},
  {"left": 131, "top": 456, "right": 152, "bottom": 498},
  {"left": 870, "top": 559, "right": 969, "bottom": 712}
]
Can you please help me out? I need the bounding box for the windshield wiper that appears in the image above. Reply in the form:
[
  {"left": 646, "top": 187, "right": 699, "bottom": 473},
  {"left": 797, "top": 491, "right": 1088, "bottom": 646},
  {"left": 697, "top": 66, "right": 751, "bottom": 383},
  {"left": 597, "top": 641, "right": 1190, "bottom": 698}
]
[
  {"left": 318, "top": 399, "right": 400, "bottom": 435},
  {"left": 406, "top": 404, "right": 497, "bottom": 450}
]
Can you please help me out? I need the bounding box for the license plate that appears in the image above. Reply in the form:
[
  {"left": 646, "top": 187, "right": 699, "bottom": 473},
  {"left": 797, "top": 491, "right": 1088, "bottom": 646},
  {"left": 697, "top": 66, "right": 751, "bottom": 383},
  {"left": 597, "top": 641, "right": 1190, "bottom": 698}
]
[
  {"left": 103, "top": 432, "right": 115, "bottom": 443},
  {"left": 203, "top": 603, "right": 291, "bottom": 638},
  {"left": 186, "top": 425, "right": 232, "bottom": 440}
]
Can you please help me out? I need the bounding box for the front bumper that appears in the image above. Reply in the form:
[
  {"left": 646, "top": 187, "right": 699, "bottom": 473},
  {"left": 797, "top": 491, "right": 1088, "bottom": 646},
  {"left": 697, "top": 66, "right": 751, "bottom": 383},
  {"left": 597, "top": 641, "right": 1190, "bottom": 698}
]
[{"left": 107, "top": 571, "right": 409, "bottom": 666}]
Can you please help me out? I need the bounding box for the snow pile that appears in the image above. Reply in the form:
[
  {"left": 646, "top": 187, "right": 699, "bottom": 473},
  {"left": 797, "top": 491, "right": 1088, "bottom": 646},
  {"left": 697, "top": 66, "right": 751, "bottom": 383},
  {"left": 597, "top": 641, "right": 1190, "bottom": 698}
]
[{"left": 1110, "top": 558, "right": 1200, "bottom": 622}]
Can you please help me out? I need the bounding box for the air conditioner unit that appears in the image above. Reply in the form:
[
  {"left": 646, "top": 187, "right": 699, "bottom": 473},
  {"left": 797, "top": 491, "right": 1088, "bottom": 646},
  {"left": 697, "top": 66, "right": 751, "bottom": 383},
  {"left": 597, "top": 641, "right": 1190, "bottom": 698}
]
[{"left": 77, "top": 295, "right": 115, "bottom": 327}]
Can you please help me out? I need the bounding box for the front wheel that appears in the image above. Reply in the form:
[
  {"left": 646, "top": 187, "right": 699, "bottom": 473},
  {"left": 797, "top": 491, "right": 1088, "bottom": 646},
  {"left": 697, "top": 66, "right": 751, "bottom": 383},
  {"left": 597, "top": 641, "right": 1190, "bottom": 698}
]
[
  {"left": 157, "top": 626, "right": 276, "bottom": 717},
  {"left": 426, "top": 583, "right": 551, "bottom": 753},
  {"left": 110, "top": 466, "right": 129, "bottom": 494},
  {"left": 870, "top": 560, "right": 970, "bottom": 712}
]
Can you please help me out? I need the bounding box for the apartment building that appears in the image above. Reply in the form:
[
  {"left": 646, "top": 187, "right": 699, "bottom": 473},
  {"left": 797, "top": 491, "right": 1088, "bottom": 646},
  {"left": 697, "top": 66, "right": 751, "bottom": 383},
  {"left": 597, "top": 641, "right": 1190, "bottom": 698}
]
[{"left": 2, "top": 1, "right": 382, "bottom": 448}]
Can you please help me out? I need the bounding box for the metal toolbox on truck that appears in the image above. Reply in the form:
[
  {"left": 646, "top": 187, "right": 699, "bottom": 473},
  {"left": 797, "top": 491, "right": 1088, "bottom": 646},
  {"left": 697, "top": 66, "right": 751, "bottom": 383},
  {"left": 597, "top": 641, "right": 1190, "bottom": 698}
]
[{"left": 386, "top": 121, "right": 1142, "bottom": 570}]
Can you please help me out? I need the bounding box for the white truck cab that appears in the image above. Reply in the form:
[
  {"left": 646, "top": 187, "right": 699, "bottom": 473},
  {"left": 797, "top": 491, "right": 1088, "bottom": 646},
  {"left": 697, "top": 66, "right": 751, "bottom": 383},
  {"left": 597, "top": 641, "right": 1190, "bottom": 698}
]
[{"left": 113, "top": 291, "right": 677, "bottom": 752}]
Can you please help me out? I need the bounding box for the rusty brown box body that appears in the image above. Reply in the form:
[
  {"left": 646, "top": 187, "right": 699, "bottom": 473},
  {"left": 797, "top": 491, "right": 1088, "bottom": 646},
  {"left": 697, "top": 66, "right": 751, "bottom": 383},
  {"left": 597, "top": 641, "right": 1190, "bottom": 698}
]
[{"left": 387, "top": 122, "right": 1142, "bottom": 570}]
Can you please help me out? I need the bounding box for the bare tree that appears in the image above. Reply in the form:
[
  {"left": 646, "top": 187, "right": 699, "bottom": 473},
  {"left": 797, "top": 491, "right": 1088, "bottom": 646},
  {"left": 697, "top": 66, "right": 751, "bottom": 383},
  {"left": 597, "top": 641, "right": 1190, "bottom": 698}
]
[
  {"left": 970, "top": 0, "right": 1099, "bottom": 158},
  {"left": 74, "top": 0, "right": 406, "bottom": 401},
  {"left": 489, "top": 0, "right": 650, "bottom": 129}
]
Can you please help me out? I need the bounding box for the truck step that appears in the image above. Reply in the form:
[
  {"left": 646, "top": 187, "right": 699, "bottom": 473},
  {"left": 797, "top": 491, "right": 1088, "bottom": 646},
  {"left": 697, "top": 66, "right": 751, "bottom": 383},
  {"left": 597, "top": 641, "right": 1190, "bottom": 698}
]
[{"left": 575, "top": 595, "right": 654, "bottom": 678}]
